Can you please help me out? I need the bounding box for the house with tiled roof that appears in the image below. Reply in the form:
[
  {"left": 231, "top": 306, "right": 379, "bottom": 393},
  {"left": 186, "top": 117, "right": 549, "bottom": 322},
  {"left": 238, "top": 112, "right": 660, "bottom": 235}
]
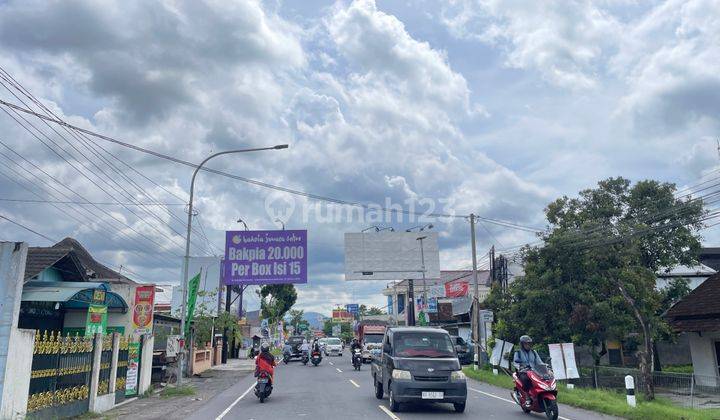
[{"left": 665, "top": 273, "right": 720, "bottom": 386}]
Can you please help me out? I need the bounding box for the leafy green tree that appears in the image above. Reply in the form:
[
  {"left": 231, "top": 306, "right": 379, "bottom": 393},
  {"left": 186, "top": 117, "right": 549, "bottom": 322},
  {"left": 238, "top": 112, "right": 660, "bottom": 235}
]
[
  {"left": 489, "top": 177, "right": 704, "bottom": 400},
  {"left": 288, "top": 309, "right": 305, "bottom": 332},
  {"left": 367, "top": 306, "right": 384, "bottom": 315},
  {"left": 257, "top": 284, "right": 297, "bottom": 325}
]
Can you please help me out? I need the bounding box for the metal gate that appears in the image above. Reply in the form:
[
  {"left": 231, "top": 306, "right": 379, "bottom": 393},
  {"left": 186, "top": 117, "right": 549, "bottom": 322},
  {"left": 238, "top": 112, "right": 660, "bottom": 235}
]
[{"left": 27, "top": 331, "right": 93, "bottom": 418}]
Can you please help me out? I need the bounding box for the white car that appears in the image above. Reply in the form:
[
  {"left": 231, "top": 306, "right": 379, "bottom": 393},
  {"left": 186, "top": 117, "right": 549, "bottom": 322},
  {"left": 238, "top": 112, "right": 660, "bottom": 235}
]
[{"left": 324, "top": 337, "right": 343, "bottom": 356}]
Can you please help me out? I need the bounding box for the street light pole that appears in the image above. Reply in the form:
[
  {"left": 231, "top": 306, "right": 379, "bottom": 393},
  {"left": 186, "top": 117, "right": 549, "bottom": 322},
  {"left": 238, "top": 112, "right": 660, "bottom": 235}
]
[{"left": 178, "top": 144, "right": 287, "bottom": 384}]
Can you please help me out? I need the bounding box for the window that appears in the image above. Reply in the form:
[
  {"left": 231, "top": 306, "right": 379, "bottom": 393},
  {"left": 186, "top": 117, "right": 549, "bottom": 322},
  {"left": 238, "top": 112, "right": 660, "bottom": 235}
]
[{"left": 393, "top": 332, "right": 455, "bottom": 358}]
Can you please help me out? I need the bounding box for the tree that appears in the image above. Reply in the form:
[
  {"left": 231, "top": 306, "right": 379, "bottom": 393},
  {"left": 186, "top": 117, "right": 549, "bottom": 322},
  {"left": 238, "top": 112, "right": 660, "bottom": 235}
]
[
  {"left": 257, "top": 284, "right": 297, "bottom": 325},
  {"left": 288, "top": 309, "right": 305, "bottom": 332},
  {"left": 323, "top": 319, "right": 353, "bottom": 341},
  {"left": 368, "top": 306, "right": 384, "bottom": 315},
  {"left": 490, "top": 177, "right": 704, "bottom": 400}
]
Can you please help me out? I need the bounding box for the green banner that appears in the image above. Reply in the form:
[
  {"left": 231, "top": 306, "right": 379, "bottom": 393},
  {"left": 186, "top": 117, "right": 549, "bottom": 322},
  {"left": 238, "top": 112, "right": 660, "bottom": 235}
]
[
  {"left": 85, "top": 304, "right": 107, "bottom": 336},
  {"left": 125, "top": 342, "right": 140, "bottom": 396},
  {"left": 184, "top": 271, "right": 201, "bottom": 336}
]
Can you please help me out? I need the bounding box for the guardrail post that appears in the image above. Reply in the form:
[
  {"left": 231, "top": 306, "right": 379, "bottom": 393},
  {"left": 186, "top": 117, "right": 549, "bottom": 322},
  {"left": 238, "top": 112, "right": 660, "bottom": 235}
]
[{"left": 625, "top": 375, "right": 636, "bottom": 407}]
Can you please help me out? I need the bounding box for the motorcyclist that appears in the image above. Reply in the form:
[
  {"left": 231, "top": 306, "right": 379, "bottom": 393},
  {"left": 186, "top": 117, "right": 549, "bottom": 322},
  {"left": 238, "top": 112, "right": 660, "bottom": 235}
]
[
  {"left": 255, "top": 343, "right": 277, "bottom": 382},
  {"left": 300, "top": 339, "right": 310, "bottom": 357},
  {"left": 350, "top": 338, "right": 362, "bottom": 352},
  {"left": 312, "top": 339, "right": 323, "bottom": 354},
  {"left": 513, "top": 335, "right": 542, "bottom": 408}
]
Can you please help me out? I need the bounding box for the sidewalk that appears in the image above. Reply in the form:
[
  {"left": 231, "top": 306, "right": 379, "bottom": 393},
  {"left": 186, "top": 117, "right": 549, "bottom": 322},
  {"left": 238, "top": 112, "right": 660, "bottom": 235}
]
[{"left": 94, "top": 358, "right": 255, "bottom": 419}]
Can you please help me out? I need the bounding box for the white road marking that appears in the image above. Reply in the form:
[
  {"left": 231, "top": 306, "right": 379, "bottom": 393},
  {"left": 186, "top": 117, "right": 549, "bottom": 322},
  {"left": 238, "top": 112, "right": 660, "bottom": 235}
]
[
  {"left": 215, "top": 382, "right": 255, "bottom": 420},
  {"left": 329, "top": 361, "right": 334, "bottom": 366},
  {"left": 336, "top": 368, "right": 343, "bottom": 373},
  {"left": 468, "top": 387, "right": 572, "bottom": 420},
  {"left": 378, "top": 405, "right": 400, "bottom": 420},
  {"left": 349, "top": 379, "right": 360, "bottom": 388}
]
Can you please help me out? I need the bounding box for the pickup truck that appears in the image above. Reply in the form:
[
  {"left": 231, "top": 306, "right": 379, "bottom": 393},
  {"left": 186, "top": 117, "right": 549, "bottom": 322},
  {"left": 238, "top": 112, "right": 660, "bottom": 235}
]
[{"left": 371, "top": 327, "right": 467, "bottom": 413}]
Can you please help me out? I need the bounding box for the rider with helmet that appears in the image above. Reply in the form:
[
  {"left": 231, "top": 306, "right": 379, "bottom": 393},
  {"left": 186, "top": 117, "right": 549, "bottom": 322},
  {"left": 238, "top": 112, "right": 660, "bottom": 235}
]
[
  {"left": 255, "top": 342, "right": 277, "bottom": 382},
  {"left": 513, "top": 335, "right": 542, "bottom": 408},
  {"left": 350, "top": 338, "right": 361, "bottom": 353}
]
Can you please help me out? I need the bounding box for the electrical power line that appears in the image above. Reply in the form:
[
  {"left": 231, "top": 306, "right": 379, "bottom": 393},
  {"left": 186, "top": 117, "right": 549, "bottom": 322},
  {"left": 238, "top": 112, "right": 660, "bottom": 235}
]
[{"left": 0, "top": 98, "right": 543, "bottom": 234}]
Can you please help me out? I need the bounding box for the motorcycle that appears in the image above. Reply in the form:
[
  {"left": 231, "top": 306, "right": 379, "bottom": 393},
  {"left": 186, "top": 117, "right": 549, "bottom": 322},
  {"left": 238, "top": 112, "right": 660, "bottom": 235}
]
[
  {"left": 311, "top": 349, "right": 322, "bottom": 366},
  {"left": 511, "top": 364, "right": 558, "bottom": 420},
  {"left": 301, "top": 350, "right": 309, "bottom": 365},
  {"left": 352, "top": 349, "right": 362, "bottom": 371},
  {"left": 255, "top": 370, "right": 273, "bottom": 403},
  {"left": 282, "top": 351, "right": 291, "bottom": 364}
]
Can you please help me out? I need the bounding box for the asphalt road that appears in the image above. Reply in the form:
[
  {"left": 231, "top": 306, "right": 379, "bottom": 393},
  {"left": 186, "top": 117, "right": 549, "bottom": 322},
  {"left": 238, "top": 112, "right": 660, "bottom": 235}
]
[{"left": 186, "top": 353, "right": 617, "bottom": 420}]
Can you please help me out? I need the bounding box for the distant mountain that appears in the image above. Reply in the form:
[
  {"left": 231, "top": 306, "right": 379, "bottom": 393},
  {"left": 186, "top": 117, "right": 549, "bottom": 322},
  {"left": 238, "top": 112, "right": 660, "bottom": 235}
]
[{"left": 284, "top": 311, "right": 327, "bottom": 330}]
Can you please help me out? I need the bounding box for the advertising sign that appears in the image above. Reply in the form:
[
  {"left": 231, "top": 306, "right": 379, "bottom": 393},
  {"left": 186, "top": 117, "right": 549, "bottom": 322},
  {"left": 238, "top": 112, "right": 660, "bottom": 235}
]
[
  {"left": 184, "top": 272, "right": 201, "bottom": 336},
  {"left": 132, "top": 285, "right": 155, "bottom": 335},
  {"left": 84, "top": 304, "right": 107, "bottom": 337},
  {"left": 166, "top": 335, "right": 180, "bottom": 358},
  {"left": 344, "top": 232, "right": 440, "bottom": 281},
  {"left": 549, "top": 343, "right": 580, "bottom": 380},
  {"left": 445, "top": 279, "right": 469, "bottom": 298},
  {"left": 427, "top": 285, "right": 445, "bottom": 298},
  {"left": 224, "top": 230, "right": 307, "bottom": 285},
  {"left": 332, "top": 324, "right": 341, "bottom": 337},
  {"left": 427, "top": 297, "right": 438, "bottom": 313},
  {"left": 490, "top": 339, "right": 514, "bottom": 369},
  {"left": 346, "top": 304, "right": 359, "bottom": 316},
  {"left": 332, "top": 309, "right": 353, "bottom": 323},
  {"left": 125, "top": 342, "right": 140, "bottom": 396}
]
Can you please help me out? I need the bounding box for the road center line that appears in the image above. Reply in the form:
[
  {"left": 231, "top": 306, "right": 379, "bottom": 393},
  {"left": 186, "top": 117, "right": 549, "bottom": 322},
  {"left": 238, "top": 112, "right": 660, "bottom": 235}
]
[
  {"left": 378, "top": 405, "right": 400, "bottom": 420},
  {"left": 349, "top": 379, "right": 360, "bottom": 388},
  {"left": 336, "top": 367, "right": 343, "bottom": 373},
  {"left": 329, "top": 361, "right": 334, "bottom": 366},
  {"left": 468, "top": 387, "right": 572, "bottom": 420},
  {"left": 215, "top": 382, "right": 255, "bottom": 420}
]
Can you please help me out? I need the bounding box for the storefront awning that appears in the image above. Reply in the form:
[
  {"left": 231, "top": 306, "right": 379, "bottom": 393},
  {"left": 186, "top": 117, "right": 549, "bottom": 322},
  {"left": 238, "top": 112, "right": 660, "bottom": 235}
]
[{"left": 21, "top": 281, "right": 128, "bottom": 311}]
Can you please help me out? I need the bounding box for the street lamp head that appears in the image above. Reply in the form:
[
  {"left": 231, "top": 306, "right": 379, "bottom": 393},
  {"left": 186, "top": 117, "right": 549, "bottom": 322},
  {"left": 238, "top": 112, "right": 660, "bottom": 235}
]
[
  {"left": 416, "top": 236, "right": 428, "bottom": 241},
  {"left": 274, "top": 144, "right": 289, "bottom": 149}
]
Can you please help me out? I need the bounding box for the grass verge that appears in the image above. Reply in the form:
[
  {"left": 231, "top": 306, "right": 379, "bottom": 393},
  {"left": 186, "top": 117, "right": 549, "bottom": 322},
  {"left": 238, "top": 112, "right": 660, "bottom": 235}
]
[
  {"left": 463, "top": 367, "right": 720, "bottom": 420},
  {"left": 159, "top": 385, "right": 196, "bottom": 399}
]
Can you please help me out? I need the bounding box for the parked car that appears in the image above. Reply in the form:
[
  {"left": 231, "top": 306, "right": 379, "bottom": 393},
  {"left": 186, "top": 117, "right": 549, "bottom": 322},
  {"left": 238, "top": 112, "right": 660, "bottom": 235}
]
[
  {"left": 371, "top": 327, "right": 467, "bottom": 413},
  {"left": 450, "top": 335, "right": 474, "bottom": 365},
  {"left": 324, "top": 337, "right": 343, "bottom": 356}
]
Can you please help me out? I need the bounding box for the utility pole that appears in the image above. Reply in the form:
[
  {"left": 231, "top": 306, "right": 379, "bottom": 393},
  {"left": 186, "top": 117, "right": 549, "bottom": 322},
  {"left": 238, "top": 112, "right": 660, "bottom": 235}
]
[
  {"left": 407, "top": 279, "right": 415, "bottom": 326},
  {"left": 470, "top": 214, "right": 480, "bottom": 370},
  {"left": 417, "top": 235, "right": 428, "bottom": 326}
]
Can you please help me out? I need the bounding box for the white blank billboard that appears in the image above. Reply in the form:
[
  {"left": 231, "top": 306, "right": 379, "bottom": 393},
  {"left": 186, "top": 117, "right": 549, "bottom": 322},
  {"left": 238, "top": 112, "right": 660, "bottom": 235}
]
[{"left": 344, "top": 232, "right": 440, "bottom": 281}]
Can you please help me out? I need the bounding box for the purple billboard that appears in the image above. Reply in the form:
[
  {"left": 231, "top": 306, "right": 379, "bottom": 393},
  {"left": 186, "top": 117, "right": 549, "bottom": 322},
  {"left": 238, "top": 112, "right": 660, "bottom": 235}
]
[{"left": 223, "top": 230, "right": 307, "bottom": 285}]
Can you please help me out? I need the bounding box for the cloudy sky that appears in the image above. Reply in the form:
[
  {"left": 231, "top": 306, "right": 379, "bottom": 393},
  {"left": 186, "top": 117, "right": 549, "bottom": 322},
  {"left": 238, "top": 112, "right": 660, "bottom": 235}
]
[{"left": 0, "top": 0, "right": 719, "bottom": 314}]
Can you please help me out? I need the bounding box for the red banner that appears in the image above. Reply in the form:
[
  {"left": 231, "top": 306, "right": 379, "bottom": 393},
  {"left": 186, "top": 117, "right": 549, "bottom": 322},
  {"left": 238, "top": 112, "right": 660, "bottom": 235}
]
[
  {"left": 132, "top": 285, "right": 155, "bottom": 334},
  {"left": 445, "top": 279, "right": 469, "bottom": 298}
]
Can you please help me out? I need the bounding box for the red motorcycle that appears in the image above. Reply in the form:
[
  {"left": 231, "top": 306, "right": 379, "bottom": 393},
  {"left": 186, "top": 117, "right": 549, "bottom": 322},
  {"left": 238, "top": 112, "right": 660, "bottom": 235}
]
[{"left": 511, "top": 364, "right": 558, "bottom": 420}]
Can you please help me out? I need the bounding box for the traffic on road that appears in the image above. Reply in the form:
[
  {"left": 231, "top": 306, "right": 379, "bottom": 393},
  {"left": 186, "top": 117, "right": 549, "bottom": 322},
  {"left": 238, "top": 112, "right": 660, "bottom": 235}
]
[{"left": 180, "top": 327, "right": 614, "bottom": 420}]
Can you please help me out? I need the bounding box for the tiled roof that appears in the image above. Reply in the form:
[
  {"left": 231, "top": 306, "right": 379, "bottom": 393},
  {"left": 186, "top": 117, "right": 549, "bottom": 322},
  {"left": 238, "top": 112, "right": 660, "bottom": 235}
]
[
  {"left": 24, "top": 237, "right": 136, "bottom": 284},
  {"left": 666, "top": 274, "right": 720, "bottom": 332},
  {"left": 24, "top": 247, "right": 74, "bottom": 280},
  {"left": 52, "top": 237, "right": 136, "bottom": 284}
]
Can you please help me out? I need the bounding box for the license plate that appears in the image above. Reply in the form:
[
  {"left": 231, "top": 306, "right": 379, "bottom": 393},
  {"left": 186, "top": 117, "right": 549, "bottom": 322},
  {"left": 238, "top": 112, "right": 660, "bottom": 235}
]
[
  {"left": 421, "top": 392, "right": 444, "bottom": 400},
  {"left": 258, "top": 378, "right": 269, "bottom": 383}
]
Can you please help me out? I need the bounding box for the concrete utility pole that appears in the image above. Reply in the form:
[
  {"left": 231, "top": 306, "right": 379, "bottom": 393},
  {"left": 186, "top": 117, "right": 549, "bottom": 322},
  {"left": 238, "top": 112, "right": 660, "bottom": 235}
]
[
  {"left": 469, "top": 214, "right": 480, "bottom": 370},
  {"left": 178, "top": 144, "right": 287, "bottom": 384},
  {"left": 417, "top": 235, "right": 427, "bottom": 325}
]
